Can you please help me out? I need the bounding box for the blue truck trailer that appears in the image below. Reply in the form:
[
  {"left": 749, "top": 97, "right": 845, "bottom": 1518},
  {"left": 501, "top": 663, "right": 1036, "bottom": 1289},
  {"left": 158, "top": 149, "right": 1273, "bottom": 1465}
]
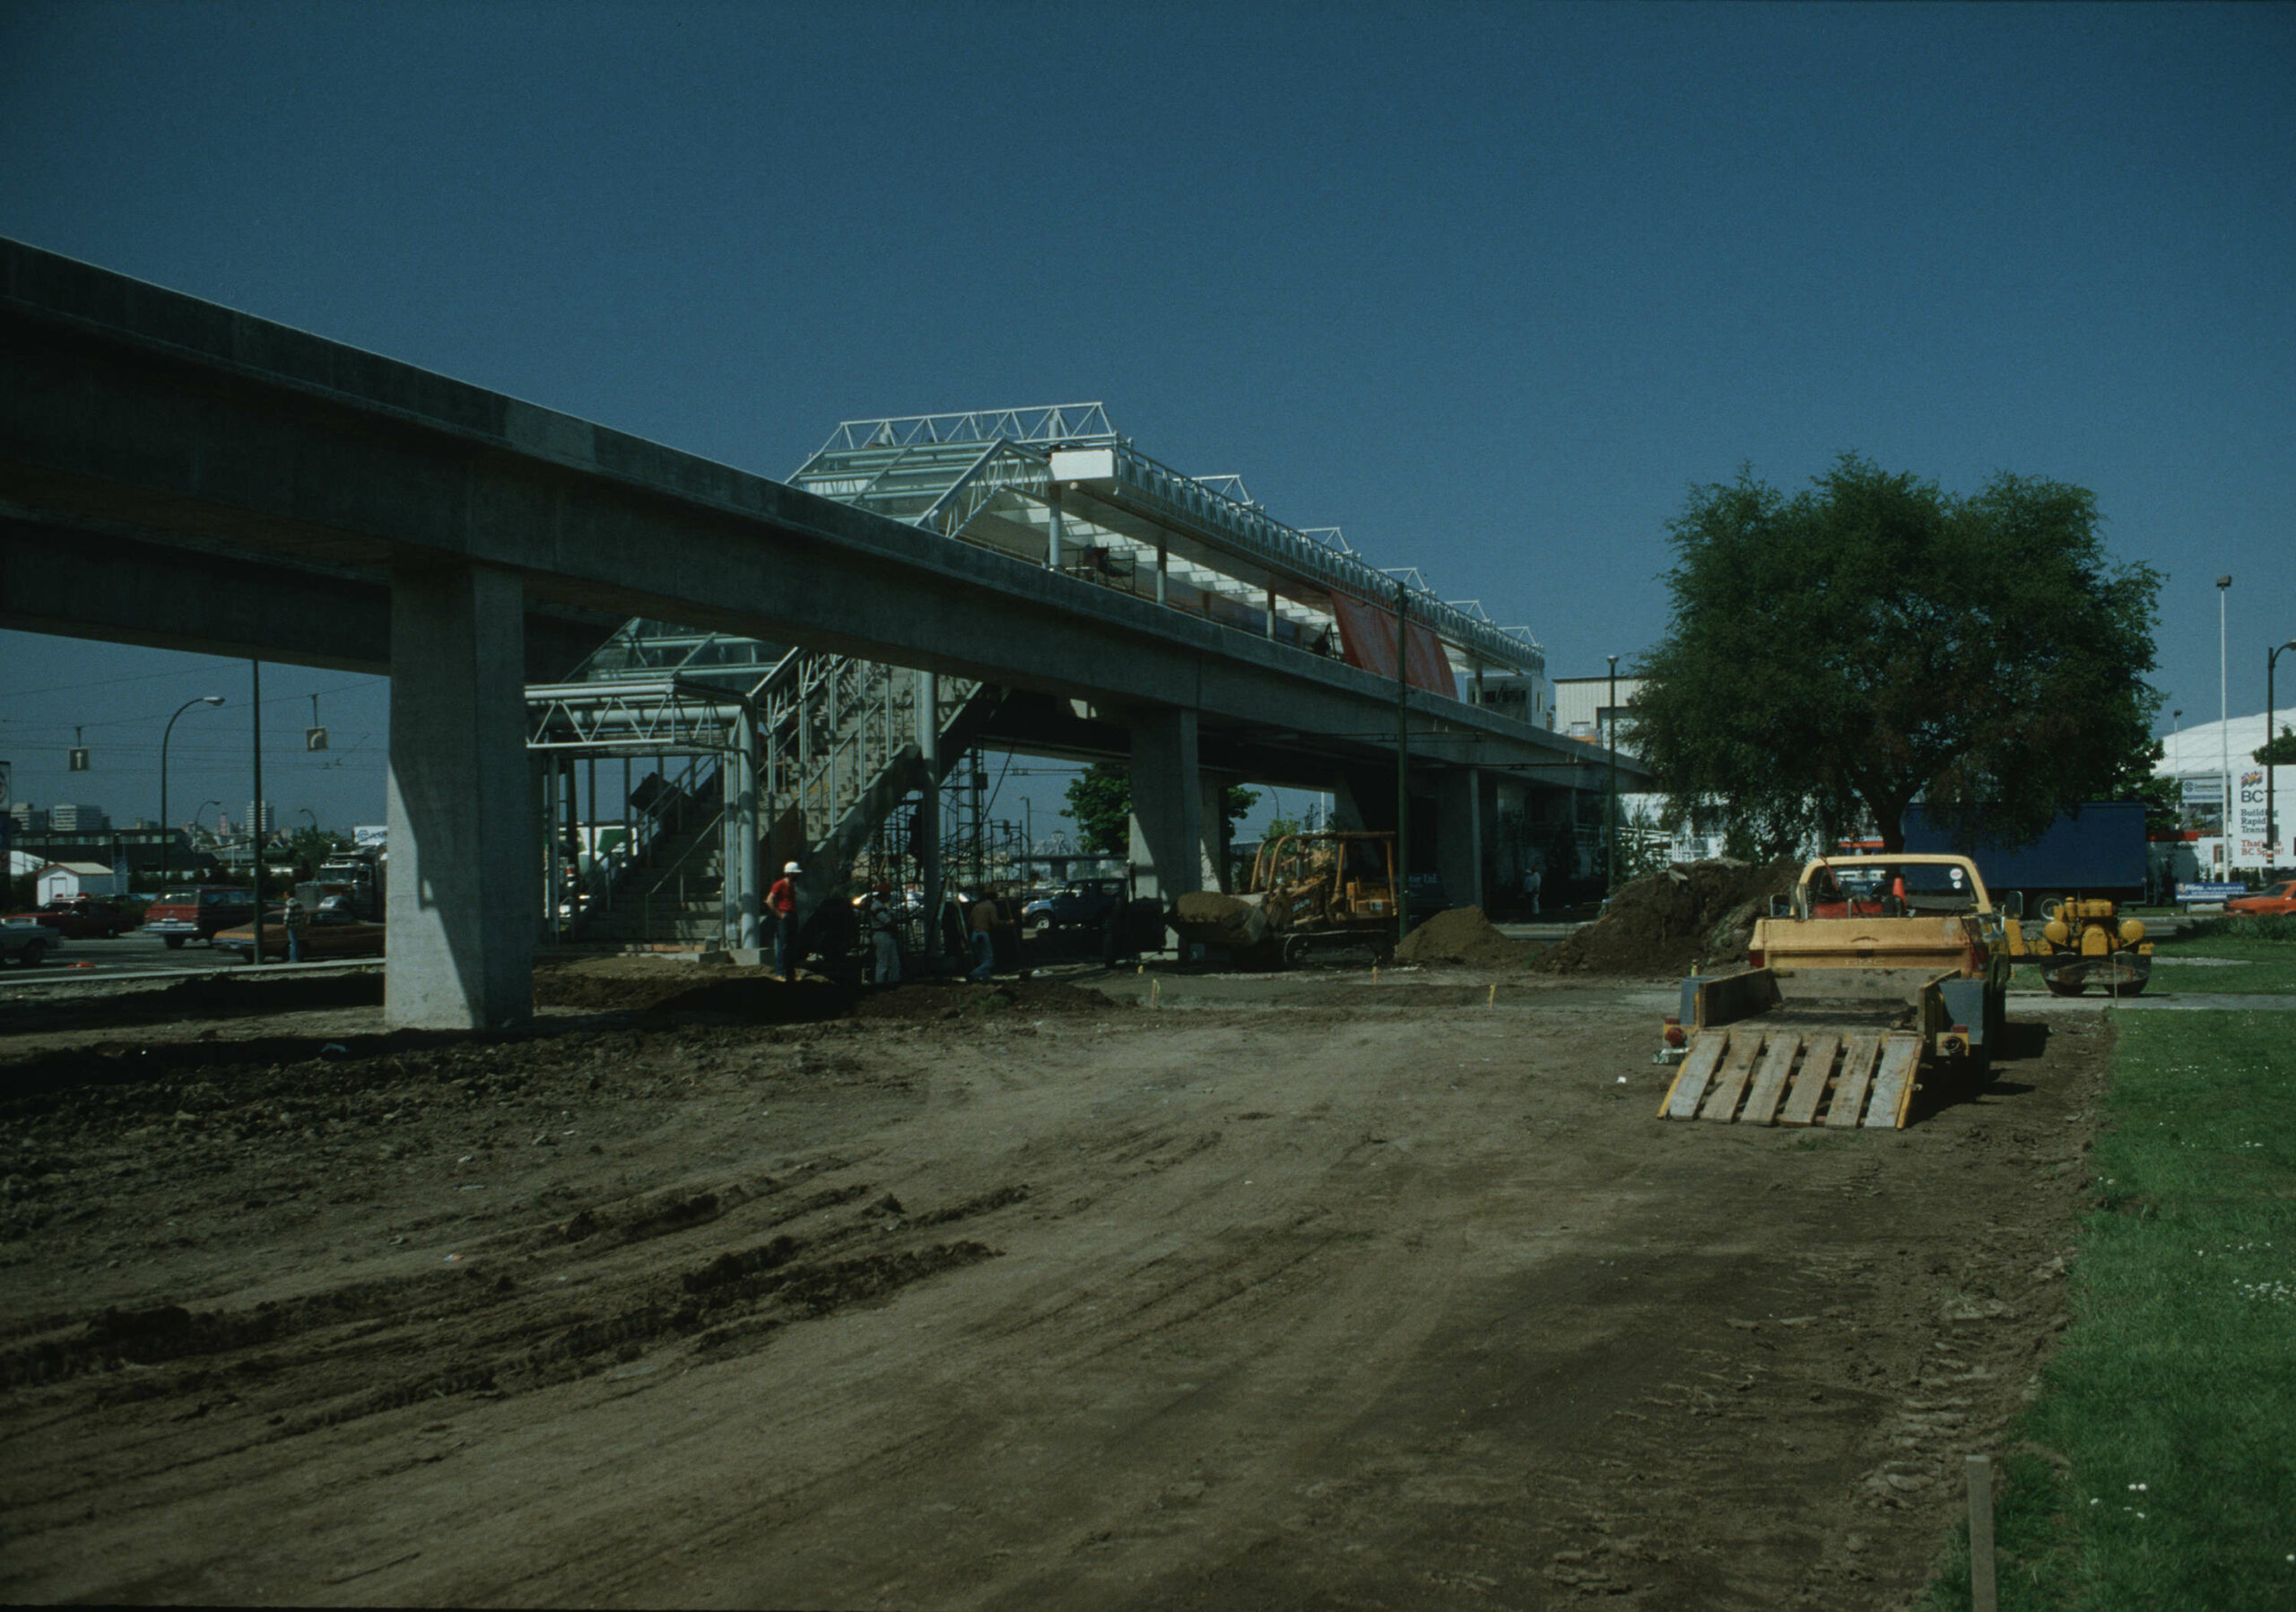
[{"left": 1901, "top": 802, "right": 2147, "bottom": 901}]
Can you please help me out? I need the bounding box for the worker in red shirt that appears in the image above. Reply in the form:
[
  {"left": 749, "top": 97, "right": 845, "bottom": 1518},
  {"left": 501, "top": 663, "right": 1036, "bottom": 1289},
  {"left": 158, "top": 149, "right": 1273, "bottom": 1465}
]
[{"left": 769, "top": 860, "right": 800, "bottom": 980}]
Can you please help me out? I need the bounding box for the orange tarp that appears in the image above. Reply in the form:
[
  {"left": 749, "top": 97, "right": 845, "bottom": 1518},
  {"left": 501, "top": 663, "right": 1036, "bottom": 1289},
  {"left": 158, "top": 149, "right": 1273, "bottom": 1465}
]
[{"left": 1329, "top": 592, "right": 1460, "bottom": 698}]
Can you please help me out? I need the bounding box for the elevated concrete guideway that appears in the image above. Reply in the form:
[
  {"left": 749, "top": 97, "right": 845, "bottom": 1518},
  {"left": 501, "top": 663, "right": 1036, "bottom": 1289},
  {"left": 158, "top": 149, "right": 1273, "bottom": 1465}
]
[{"left": 0, "top": 239, "right": 1648, "bottom": 1026}]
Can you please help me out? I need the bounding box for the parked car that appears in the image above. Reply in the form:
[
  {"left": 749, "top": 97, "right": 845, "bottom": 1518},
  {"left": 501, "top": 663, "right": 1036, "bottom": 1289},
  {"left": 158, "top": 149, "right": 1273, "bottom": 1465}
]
[
  {"left": 2225, "top": 879, "right": 2296, "bottom": 916},
  {"left": 144, "top": 887, "right": 258, "bottom": 948},
  {"left": 1021, "top": 878, "right": 1129, "bottom": 937},
  {"left": 210, "top": 907, "right": 386, "bottom": 962},
  {"left": 1, "top": 897, "right": 138, "bottom": 939},
  {"left": 0, "top": 918, "right": 63, "bottom": 968}
]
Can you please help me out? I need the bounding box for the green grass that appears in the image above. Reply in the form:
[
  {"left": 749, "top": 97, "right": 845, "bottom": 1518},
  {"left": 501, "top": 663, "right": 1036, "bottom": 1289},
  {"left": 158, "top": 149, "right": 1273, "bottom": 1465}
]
[
  {"left": 2141, "top": 921, "right": 2296, "bottom": 996},
  {"left": 1921, "top": 1010, "right": 2296, "bottom": 1610}
]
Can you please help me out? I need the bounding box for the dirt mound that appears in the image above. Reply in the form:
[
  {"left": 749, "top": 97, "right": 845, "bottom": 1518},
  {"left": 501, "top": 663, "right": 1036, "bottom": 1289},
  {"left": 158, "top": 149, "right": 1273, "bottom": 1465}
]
[
  {"left": 1532, "top": 858, "right": 1797, "bottom": 977},
  {"left": 1392, "top": 907, "right": 1531, "bottom": 969}
]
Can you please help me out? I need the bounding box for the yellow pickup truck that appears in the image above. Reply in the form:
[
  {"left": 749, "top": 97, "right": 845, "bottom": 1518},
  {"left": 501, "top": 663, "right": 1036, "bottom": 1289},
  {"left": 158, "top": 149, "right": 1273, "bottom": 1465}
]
[{"left": 1657, "top": 854, "right": 2011, "bottom": 1130}]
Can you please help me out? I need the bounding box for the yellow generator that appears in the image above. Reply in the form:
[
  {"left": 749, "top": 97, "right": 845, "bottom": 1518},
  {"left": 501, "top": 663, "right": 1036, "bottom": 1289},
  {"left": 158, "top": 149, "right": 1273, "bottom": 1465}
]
[{"left": 2004, "top": 897, "right": 2152, "bottom": 997}]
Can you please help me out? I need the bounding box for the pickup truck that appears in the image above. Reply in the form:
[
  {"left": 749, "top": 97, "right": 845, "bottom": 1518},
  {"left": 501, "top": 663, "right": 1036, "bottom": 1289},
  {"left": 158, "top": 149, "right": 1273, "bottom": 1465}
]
[
  {"left": 0, "top": 918, "right": 63, "bottom": 968},
  {"left": 2, "top": 899, "right": 137, "bottom": 939},
  {"left": 144, "top": 887, "right": 257, "bottom": 948},
  {"left": 1657, "top": 854, "right": 2010, "bottom": 1130}
]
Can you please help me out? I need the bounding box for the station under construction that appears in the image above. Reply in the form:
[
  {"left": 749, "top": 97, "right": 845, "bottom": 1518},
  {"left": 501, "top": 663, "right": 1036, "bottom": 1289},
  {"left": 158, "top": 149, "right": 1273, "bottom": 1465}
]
[{"left": 522, "top": 404, "right": 1571, "bottom": 958}]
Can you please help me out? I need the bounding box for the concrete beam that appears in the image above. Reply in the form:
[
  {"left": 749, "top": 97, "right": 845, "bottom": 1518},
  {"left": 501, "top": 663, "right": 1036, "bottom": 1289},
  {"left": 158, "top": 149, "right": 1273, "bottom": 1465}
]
[
  {"left": 0, "top": 238, "right": 1647, "bottom": 788},
  {"left": 385, "top": 562, "right": 535, "bottom": 1029},
  {"left": 0, "top": 518, "right": 616, "bottom": 681}
]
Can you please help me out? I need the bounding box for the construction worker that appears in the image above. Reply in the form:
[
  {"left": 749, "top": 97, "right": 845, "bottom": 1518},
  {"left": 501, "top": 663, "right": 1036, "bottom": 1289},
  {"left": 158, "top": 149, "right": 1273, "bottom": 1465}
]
[
  {"left": 283, "top": 893, "right": 308, "bottom": 963},
  {"left": 769, "top": 860, "right": 801, "bottom": 980},
  {"left": 862, "top": 880, "right": 901, "bottom": 985},
  {"left": 967, "top": 885, "right": 1004, "bottom": 983}
]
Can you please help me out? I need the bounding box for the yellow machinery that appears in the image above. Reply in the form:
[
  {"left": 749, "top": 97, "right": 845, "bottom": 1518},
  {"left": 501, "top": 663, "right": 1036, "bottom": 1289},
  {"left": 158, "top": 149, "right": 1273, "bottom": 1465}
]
[
  {"left": 1169, "top": 831, "right": 1400, "bottom": 965},
  {"left": 1657, "top": 854, "right": 2010, "bottom": 1129},
  {"left": 1999, "top": 896, "right": 2151, "bottom": 997}
]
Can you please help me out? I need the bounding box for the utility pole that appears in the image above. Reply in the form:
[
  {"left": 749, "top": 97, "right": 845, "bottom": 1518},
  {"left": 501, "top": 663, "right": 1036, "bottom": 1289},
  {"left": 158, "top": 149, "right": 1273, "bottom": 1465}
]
[
  {"left": 1605, "top": 654, "right": 1621, "bottom": 895},
  {"left": 1395, "top": 574, "right": 1412, "bottom": 948},
  {"left": 250, "top": 660, "right": 265, "bottom": 967}
]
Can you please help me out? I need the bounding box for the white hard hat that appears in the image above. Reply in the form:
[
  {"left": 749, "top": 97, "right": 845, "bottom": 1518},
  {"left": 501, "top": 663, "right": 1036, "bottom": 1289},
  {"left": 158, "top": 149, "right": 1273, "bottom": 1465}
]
[{"left": 783, "top": 861, "right": 801, "bottom": 874}]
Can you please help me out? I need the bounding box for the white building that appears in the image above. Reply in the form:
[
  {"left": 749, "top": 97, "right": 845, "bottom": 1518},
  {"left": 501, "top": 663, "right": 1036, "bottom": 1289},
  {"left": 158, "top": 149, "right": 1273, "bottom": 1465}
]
[
  {"left": 34, "top": 860, "right": 127, "bottom": 903},
  {"left": 1551, "top": 675, "right": 1645, "bottom": 746},
  {"left": 2154, "top": 707, "right": 2296, "bottom": 871}
]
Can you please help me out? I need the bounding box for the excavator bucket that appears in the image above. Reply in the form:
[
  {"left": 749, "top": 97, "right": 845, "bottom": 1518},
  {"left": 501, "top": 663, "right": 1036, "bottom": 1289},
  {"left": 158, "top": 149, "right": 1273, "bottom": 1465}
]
[{"left": 1660, "top": 1026, "right": 1924, "bottom": 1129}]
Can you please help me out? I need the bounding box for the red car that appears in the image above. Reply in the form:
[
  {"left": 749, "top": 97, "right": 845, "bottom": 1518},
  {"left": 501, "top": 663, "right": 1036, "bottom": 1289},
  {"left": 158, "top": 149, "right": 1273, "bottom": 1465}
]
[
  {"left": 2225, "top": 879, "right": 2296, "bottom": 916},
  {"left": 2, "top": 898, "right": 137, "bottom": 939}
]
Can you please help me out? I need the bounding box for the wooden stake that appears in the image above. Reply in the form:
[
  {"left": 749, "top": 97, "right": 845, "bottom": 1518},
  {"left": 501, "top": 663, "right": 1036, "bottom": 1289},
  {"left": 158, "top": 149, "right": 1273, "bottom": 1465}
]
[
  {"left": 1151, "top": 977, "right": 1161, "bottom": 1009},
  {"left": 1966, "top": 1454, "right": 1996, "bottom": 1612},
  {"left": 1487, "top": 982, "right": 1497, "bottom": 1007}
]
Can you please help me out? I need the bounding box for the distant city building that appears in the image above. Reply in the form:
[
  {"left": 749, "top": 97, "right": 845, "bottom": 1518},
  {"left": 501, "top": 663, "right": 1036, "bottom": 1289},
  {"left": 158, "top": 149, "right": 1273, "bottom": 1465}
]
[
  {"left": 245, "top": 801, "right": 276, "bottom": 833},
  {"left": 7, "top": 802, "right": 48, "bottom": 831},
  {"left": 47, "top": 803, "right": 109, "bottom": 832}
]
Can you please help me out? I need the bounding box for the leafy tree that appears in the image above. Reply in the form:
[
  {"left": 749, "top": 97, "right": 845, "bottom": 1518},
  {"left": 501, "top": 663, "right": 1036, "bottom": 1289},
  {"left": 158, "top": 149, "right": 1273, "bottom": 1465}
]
[
  {"left": 1062, "top": 762, "right": 1260, "bottom": 858},
  {"left": 1632, "top": 456, "right": 2161, "bottom": 854},
  {"left": 2107, "top": 739, "right": 2184, "bottom": 836},
  {"left": 2256, "top": 724, "right": 2296, "bottom": 765},
  {"left": 1064, "top": 763, "right": 1134, "bottom": 857}
]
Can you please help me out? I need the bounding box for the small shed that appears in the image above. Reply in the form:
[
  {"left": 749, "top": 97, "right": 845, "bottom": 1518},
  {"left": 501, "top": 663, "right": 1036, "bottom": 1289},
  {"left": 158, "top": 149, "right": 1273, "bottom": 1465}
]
[{"left": 34, "top": 861, "right": 126, "bottom": 903}]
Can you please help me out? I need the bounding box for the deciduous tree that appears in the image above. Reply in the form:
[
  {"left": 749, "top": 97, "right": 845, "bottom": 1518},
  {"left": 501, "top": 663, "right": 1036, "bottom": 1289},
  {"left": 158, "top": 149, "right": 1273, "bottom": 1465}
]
[
  {"left": 1062, "top": 762, "right": 1260, "bottom": 857},
  {"left": 1631, "top": 456, "right": 2161, "bottom": 854}
]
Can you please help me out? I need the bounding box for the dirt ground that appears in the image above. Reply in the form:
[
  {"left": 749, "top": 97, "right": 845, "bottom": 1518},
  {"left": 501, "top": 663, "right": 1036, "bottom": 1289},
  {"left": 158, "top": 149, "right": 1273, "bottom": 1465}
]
[{"left": 0, "top": 961, "right": 2106, "bottom": 1609}]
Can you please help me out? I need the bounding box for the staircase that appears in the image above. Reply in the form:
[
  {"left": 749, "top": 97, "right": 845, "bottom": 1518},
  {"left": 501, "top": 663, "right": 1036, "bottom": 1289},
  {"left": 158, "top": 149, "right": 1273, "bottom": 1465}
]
[
  {"left": 538, "top": 639, "right": 998, "bottom": 947},
  {"left": 531, "top": 408, "right": 1095, "bottom": 948}
]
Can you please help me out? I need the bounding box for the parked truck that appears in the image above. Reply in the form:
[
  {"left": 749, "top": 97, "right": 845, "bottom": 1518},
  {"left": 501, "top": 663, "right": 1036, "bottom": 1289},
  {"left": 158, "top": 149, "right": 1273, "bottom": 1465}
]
[{"left": 1657, "top": 854, "right": 2010, "bottom": 1130}]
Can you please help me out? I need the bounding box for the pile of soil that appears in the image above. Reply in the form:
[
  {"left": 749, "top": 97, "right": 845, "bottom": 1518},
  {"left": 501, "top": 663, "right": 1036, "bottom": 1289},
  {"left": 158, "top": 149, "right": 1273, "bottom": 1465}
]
[
  {"left": 1532, "top": 858, "right": 1797, "bottom": 977},
  {"left": 1392, "top": 907, "right": 1531, "bottom": 969}
]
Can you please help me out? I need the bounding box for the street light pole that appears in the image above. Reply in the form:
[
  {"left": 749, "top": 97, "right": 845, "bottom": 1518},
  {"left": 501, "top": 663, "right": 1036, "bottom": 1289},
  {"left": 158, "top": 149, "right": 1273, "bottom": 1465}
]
[
  {"left": 159, "top": 695, "right": 224, "bottom": 883},
  {"left": 2269, "top": 640, "right": 2296, "bottom": 877},
  {"left": 1606, "top": 655, "right": 1621, "bottom": 896},
  {"left": 2218, "top": 577, "right": 2231, "bottom": 865}
]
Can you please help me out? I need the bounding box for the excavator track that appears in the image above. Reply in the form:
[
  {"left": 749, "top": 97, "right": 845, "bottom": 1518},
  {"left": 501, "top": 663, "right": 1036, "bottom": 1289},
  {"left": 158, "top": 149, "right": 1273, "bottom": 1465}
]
[{"left": 1660, "top": 1026, "right": 1925, "bottom": 1128}]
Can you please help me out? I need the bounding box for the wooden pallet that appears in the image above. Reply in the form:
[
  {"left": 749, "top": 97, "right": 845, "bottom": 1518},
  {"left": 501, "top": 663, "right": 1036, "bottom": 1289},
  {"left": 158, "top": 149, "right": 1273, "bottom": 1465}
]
[{"left": 1660, "top": 1026, "right": 1924, "bottom": 1128}]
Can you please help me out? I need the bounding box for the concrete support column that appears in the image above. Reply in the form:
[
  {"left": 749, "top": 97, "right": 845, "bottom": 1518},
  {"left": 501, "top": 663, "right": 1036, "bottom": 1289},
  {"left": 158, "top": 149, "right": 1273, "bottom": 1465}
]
[
  {"left": 1128, "top": 708, "right": 1205, "bottom": 902},
  {"left": 1154, "top": 543, "right": 1169, "bottom": 606},
  {"left": 386, "top": 562, "right": 534, "bottom": 1029},
  {"left": 916, "top": 670, "right": 942, "bottom": 965},
  {"left": 1046, "top": 487, "right": 1065, "bottom": 571},
  {"left": 724, "top": 716, "right": 761, "bottom": 950},
  {"left": 1436, "top": 765, "right": 1486, "bottom": 912}
]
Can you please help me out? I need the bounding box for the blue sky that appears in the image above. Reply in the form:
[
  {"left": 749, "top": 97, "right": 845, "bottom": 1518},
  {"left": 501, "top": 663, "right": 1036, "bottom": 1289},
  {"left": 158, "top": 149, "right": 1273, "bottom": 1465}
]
[{"left": 2, "top": 1, "right": 2290, "bottom": 840}]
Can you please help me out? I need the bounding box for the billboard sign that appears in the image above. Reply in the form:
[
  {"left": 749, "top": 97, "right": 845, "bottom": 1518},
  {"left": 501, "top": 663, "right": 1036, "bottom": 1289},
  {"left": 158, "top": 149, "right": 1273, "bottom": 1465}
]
[
  {"left": 2231, "top": 766, "right": 2295, "bottom": 869},
  {"left": 352, "top": 824, "right": 387, "bottom": 849}
]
